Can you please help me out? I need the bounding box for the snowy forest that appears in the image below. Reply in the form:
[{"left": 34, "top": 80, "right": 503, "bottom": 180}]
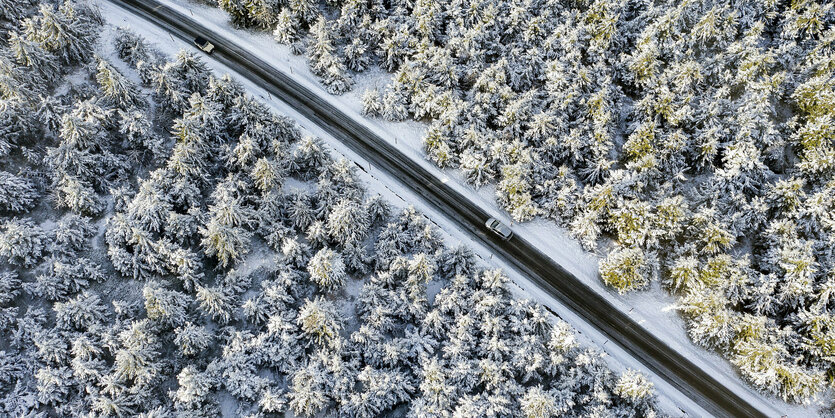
[
  {"left": 205, "top": 0, "right": 835, "bottom": 404},
  {"left": 0, "top": 1, "right": 660, "bottom": 416}
]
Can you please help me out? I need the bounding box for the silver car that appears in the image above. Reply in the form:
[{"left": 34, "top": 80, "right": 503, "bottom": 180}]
[
  {"left": 485, "top": 218, "right": 513, "bottom": 240},
  {"left": 194, "top": 36, "right": 215, "bottom": 54}
]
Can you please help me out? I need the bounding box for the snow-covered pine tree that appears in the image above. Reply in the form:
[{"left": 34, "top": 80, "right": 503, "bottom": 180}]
[
  {"left": 307, "top": 247, "right": 347, "bottom": 291},
  {"left": 297, "top": 296, "right": 341, "bottom": 346},
  {"left": 144, "top": 282, "right": 191, "bottom": 328},
  {"left": 96, "top": 57, "right": 143, "bottom": 109},
  {"left": 0, "top": 171, "right": 38, "bottom": 213},
  {"left": 599, "top": 246, "right": 653, "bottom": 294},
  {"left": 0, "top": 217, "right": 46, "bottom": 267}
]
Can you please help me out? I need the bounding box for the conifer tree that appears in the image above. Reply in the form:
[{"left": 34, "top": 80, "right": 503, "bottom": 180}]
[
  {"left": 0, "top": 217, "right": 46, "bottom": 267},
  {"left": 96, "top": 57, "right": 143, "bottom": 109},
  {"left": 599, "top": 246, "right": 652, "bottom": 293},
  {"left": 308, "top": 247, "right": 347, "bottom": 291},
  {"left": 0, "top": 171, "right": 38, "bottom": 213},
  {"left": 297, "top": 296, "right": 341, "bottom": 346}
]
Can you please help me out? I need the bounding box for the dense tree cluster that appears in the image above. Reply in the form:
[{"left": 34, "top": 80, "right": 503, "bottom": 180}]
[
  {"left": 0, "top": 4, "right": 657, "bottom": 416},
  {"left": 211, "top": 0, "right": 835, "bottom": 402},
  {"left": 2, "top": 0, "right": 101, "bottom": 216}
]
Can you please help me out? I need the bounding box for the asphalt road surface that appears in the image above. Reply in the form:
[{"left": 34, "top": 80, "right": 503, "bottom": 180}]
[{"left": 108, "top": 1, "right": 773, "bottom": 416}]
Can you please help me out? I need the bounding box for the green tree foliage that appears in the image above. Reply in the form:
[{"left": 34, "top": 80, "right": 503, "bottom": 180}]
[
  {"left": 307, "top": 247, "right": 347, "bottom": 291},
  {"left": 96, "top": 57, "right": 143, "bottom": 109},
  {"left": 22, "top": 1, "right": 98, "bottom": 65},
  {"left": 599, "top": 246, "right": 652, "bottom": 294}
]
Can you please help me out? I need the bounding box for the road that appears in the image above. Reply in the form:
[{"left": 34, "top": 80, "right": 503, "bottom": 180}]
[{"left": 108, "top": 1, "right": 771, "bottom": 416}]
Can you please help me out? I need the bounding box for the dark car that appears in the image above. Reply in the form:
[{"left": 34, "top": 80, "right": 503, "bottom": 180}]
[{"left": 193, "top": 36, "right": 215, "bottom": 54}]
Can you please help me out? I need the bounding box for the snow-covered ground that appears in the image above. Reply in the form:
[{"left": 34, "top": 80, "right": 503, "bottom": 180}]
[{"left": 94, "top": 0, "right": 821, "bottom": 415}]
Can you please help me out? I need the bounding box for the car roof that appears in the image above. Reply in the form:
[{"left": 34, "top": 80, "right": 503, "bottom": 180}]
[{"left": 195, "top": 36, "right": 207, "bottom": 43}]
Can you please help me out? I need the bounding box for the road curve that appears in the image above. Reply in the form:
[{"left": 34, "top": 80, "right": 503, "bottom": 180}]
[{"left": 108, "top": 1, "right": 772, "bottom": 416}]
